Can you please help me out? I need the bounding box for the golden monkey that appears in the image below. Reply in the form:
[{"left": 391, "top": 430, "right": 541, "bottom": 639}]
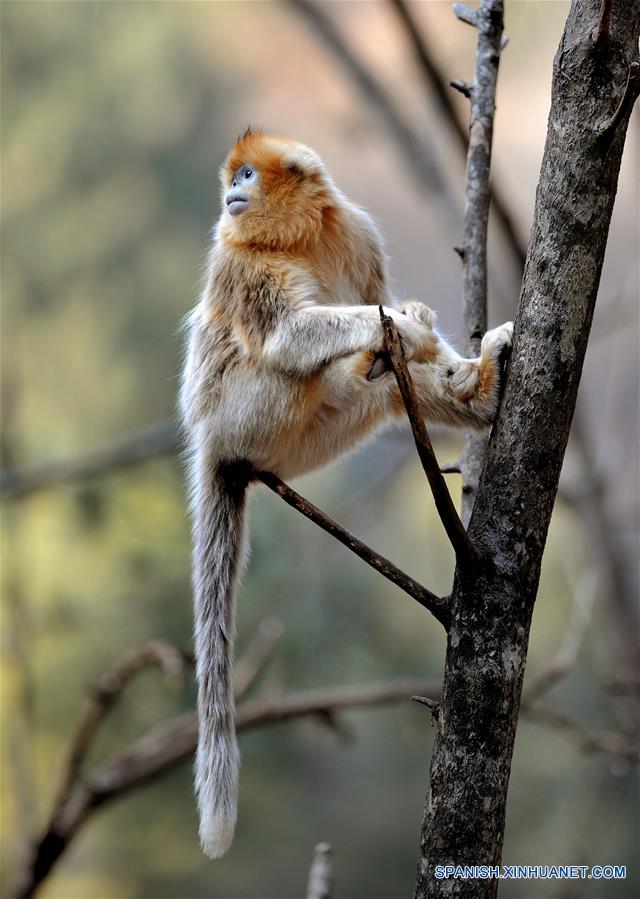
[{"left": 179, "top": 129, "right": 512, "bottom": 858}]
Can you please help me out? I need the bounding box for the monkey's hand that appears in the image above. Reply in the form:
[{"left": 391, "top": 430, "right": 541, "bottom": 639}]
[
  {"left": 398, "top": 300, "right": 437, "bottom": 330},
  {"left": 368, "top": 303, "right": 438, "bottom": 380}
]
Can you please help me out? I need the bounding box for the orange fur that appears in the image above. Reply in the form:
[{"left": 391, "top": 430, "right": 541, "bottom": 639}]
[{"left": 220, "top": 130, "right": 332, "bottom": 252}]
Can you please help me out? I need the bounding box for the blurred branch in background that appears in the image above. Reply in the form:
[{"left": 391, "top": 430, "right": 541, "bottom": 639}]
[
  {"left": 388, "top": 0, "right": 526, "bottom": 272},
  {"left": 47, "top": 640, "right": 191, "bottom": 834},
  {"left": 232, "top": 617, "right": 285, "bottom": 698},
  {"left": 563, "top": 406, "right": 640, "bottom": 675},
  {"left": 525, "top": 705, "right": 638, "bottom": 766},
  {"left": 523, "top": 569, "right": 597, "bottom": 706},
  {"left": 289, "top": 0, "right": 453, "bottom": 210},
  {"left": 12, "top": 613, "right": 637, "bottom": 899},
  {"left": 0, "top": 420, "right": 179, "bottom": 500},
  {"left": 12, "top": 655, "right": 441, "bottom": 899}
]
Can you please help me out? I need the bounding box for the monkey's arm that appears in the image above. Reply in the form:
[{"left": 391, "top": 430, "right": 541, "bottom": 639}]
[{"left": 262, "top": 304, "right": 426, "bottom": 376}]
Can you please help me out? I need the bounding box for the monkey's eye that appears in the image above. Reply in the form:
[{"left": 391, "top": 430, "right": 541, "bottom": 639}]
[{"left": 244, "top": 169, "right": 253, "bottom": 179}]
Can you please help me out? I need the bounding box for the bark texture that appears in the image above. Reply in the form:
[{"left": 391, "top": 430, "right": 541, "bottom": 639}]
[{"left": 415, "top": 2, "right": 640, "bottom": 897}]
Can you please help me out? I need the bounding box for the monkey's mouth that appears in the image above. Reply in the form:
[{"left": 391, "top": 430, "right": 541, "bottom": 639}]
[
  {"left": 225, "top": 191, "right": 250, "bottom": 216},
  {"left": 227, "top": 199, "right": 249, "bottom": 215}
]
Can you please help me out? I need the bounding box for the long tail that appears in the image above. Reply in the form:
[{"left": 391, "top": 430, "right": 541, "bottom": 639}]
[{"left": 190, "top": 451, "right": 251, "bottom": 858}]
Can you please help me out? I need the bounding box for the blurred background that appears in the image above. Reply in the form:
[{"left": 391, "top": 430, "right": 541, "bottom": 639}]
[{"left": 1, "top": 2, "right": 638, "bottom": 897}]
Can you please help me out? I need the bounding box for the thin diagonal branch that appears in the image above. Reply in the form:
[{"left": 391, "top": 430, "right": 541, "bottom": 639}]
[
  {"left": 378, "top": 309, "right": 476, "bottom": 566},
  {"left": 254, "top": 469, "right": 449, "bottom": 627}
]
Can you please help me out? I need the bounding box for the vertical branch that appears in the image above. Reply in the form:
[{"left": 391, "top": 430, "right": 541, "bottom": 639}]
[{"left": 454, "top": 0, "right": 505, "bottom": 525}]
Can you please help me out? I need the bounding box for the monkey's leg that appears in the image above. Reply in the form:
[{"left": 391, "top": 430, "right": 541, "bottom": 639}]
[
  {"left": 267, "top": 322, "right": 511, "bottom": 479},
  {"left": 353, "top": 320, "right": 513, "bottom": 431}
]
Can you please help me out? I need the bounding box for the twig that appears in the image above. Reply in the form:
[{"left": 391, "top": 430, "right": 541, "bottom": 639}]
[
  {"left": 306, "top": 843, "right": 333, "bottom": 899},
  {"left": 452, "top": 3, "right": 478, "bottom": 28},
  {"left": 453, "top": 0, "right": 505, "bottom": 525},
  {"left": 33, "top": 619, "right": 280, "bottom": 898},
  {"left": 378, "top": 309, "right": 476, "bottom": 566},
  {"left": 388, "top": 0, "right": 526, "bottom": 272},
  {"left": 450, "top": 79, "right": 472, "bottom": 98},
  {"left": 565, "top": 407, "right": 640, "bottom": 677},
  {"left": 254, "top": 468, "right": 449, "bottom": 627},
  {"left": 411, "top": 694, "right": 441, "bottom": 722},
  {"left": 602, "top": 677, "right": 640, "bottom": 696}
]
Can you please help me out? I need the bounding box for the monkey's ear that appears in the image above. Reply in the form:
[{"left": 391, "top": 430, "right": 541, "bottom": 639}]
[
  {"left": 281, "top": 145, "right": 323, "bottom": 179},
  {"left": 286, "top": 162, "right": 305, "bottom": 180}
]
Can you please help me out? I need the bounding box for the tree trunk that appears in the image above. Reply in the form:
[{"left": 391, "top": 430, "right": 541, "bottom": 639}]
[{"left": 414, "top": 2, "right": 640, "bottom": 897}]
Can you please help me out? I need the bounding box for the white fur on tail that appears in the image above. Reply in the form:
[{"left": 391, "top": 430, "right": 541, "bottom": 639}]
[{"left": 189, "top": 441, "right": 249, "bottom": 858}]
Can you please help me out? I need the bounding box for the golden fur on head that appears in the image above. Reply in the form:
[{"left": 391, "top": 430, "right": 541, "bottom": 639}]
[{"left": 219, "top": 129, "right": 338, "bottom": 250}]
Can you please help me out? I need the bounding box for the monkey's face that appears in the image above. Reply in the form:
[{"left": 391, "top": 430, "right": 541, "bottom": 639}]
[
  {"left": 224, "top": 164, "right": 257, "bottom": 217},
  {"left": 219, "top": 130, "right": 334, "bottom": 249}
]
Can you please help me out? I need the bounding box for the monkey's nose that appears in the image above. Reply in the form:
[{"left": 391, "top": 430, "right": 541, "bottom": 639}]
[{"left": 225, "top": 189, "right": 249, "bottom": 216}]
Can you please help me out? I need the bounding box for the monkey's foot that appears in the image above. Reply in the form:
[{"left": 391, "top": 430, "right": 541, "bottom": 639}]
[{"left": 481, "top": 321, "right": 513, "bottom": 359}]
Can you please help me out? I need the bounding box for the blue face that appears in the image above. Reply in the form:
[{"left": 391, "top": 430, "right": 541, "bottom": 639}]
[
  {"left": 232, "top": 165, "right": 256, "bottom": 188},
  {"left": 226, "top": 165, "right": 257, "bottom": 216}
]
